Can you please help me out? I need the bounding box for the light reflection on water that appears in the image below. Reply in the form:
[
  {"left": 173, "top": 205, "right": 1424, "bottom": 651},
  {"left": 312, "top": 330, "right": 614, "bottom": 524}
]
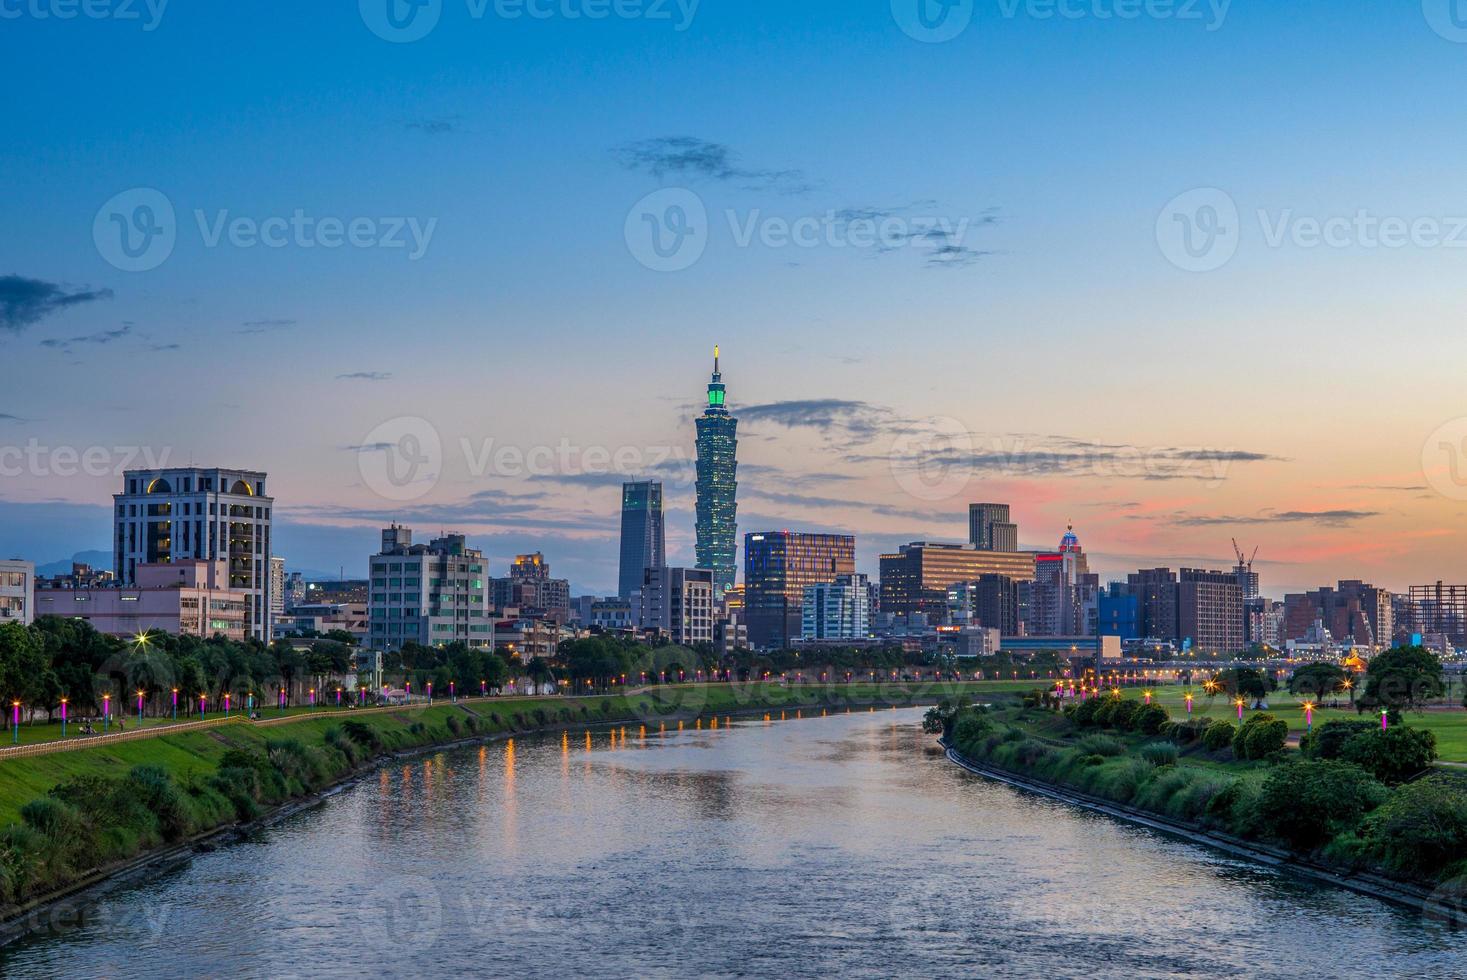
[{"left": 1, "top": 708, "right": 1457, "bottom": 979}]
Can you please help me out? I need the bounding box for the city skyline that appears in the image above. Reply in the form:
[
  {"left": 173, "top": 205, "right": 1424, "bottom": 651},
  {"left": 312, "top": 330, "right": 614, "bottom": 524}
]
[{"left": 7, "top": 5, "right": 1467, "bottom": 596}]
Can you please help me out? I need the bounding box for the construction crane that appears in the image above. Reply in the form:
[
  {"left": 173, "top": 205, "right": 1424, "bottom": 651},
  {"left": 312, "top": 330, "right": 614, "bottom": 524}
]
[{"left": 1231, "top": 538, "right": 1258, "bottom": 571}]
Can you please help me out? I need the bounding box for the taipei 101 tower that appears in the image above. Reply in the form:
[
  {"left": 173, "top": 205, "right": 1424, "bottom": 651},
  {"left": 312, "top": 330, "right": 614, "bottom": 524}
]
[{"left": 695, "top": 346, "right": 739, "bottom": 597}]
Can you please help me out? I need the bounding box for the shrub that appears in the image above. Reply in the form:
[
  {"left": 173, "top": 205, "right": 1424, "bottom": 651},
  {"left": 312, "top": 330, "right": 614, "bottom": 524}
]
[
  {"left": 445, "top": 715, "right": 462, "bottom": 736},
  {"left": 341, "top": 719, "right": 383, "bottom": 752},
  {"left": 1300, "top": 720, "right": 1376, "bottom": 760},
  {"left": 1071, "top": 698, "right": 1104, "bottom": 728},
  {"left": 1139, "top": 741, "right": 1180, "bottom": 767},
  {"left": 1359, "top": 776, "right": 1467, "bottom": 878},
  {"left": 1252, "top": 761, "right": 1387, "bottom": 851},
  {"left": 951, "top": 711, "right": 993, "bottom": 752},
  {"left": 1202, "top": 720, "right": 1236, "bottom": 752},
  {"left": 1234, "top": 715, "right": 1289, "bottom": 761},
  {"left": 1340, "top": 727, "right": 1438, "bottom": 785},
  {"left": 1076, "top": 734, "right": 1124, "bottom": 757},
  {"left": 125, "top": 766, "right": 192, "bottom": 842},
  {"left": 1133, "top": 704, "right": 1171, "bottom": 736},
  {"left": 1108, "top": 699, "right": 1141, "bottom": 731}
]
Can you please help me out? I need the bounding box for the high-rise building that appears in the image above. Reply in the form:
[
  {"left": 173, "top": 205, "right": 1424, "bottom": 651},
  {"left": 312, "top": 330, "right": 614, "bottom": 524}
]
[
  {"left": 695, "top": 347, "right": 739, "bottom": 597},
  {"left": 1284, "top": 581, "right": 1393, "bottom": 649},
  {"left": 745, "top": 531, "right": 856, "bottom": 649},
  {"left": 368, "top": 526, "right": 492, "bottom": 652},
  {"left": 269, "top": 556, "right": 286, "bottom": 621},
  {"left": 802, "top": 573, "right": 871, "bottom": 641},
  {"left": 968, "top": 503, "right": 1017, "bottom": 552},
  {"left": 618, "top": 481, "right": 665, "bottom": 599},
  {"left": 947, "top": 574, "right": 1021, "bottom": 636},
  {"left": 1027, "top": 525, "right": 1094, "bottom": 636},
  {"left": 880, "top": 542, "right": 1036, "bottom": 619},
  {"left": 1128, "top": 568, "right": 1179, "bottom": 643},
  {"left": 641, "top": 566, "right": 715, "bottom": 646},
  {"left": 491, "top": 553, "right": 571, "bottom": 622},
  {"left": 1096, "top": 582, "right": 1139, "bottom": 639},
  {"left": 114, "top": 468, "right": 273, "bottom": 641},
  {"left": 0, "top": 559, "right": 35, "bottom": 626},
  {"left": 1178, "top": 569, "right": 1244, "bottom": 655}
]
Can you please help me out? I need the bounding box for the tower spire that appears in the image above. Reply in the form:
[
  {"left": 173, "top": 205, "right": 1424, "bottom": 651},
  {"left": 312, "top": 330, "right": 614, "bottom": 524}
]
[{"left": 714, "top": 344, "right": 720, "bottom": 375}]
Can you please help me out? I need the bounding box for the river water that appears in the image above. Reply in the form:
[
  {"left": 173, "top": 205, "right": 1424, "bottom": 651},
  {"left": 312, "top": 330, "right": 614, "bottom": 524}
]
[{"left": 1, "top": 707, "right": 1457, "bottom": 978}]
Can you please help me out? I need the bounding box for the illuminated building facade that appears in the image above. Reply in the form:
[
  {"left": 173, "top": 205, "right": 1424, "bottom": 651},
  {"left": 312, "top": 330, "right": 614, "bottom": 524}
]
[
  {"left": 745, "top": 531, "right": 856, "bottom": 649},
  {"left": 695, "top": 347, "right": 739, "bottom": 597},
  {"left": 879, "top": 543, "right": 1036, "bottom": 619}
]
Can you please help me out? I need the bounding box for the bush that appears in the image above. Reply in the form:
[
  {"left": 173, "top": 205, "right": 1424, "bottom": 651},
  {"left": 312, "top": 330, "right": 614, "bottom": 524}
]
[
  {"left": 445, "top": 715, "right": 462, "bottom": 736},
  {"left": 1202, "top": 720, "right": 1236, "bottom": 752},
  {"left": 1340, "top": 727, "right": 1438, "bottom": 785},
  {"left": 1071, "top": 698, "right": 1104, "bottom": 728},
  {"left": 951, "top": 711, "right": 994, "bottom": 752},
  {"left": 1108, "top": 699, "right": 1141, "bottom": 731},
  {"left": 1360, "top": 776, "right": 1467, "bottom": 878},
  {"left": 1300, "top": 720, "right": 1376, "bottom": 760},
  {"left": 125, "top": 766, "right": 192, "bottom": 842},
  {"left": 1133, "top": 704, "right": 1171, "bottom": 736},
  {"left": 1234, "top": 714, "right": 1289, "bottom": 761},
  {"left": 1076, "top": 734, "right": 1124, "bottom": 757},
  {"left": 1252, "top": 761, "right": 1387, "bottom": 851},
  {"left": 341, "top": 719, "right": 383, "bottom": 752},
  {"left": 1139, "top": 741, "right": 1180, "bottom": 767}
]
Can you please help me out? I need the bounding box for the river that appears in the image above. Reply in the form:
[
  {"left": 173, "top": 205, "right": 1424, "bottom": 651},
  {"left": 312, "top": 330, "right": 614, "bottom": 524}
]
[{"left": 0, "top": 707, "right": 1457, "bottom": 978}]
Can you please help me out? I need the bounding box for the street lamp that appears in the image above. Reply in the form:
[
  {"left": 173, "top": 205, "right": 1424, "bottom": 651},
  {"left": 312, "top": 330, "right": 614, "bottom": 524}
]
[
  {"left": 1235, "top": 697, "right": 1246, "bottom": 721},
  {"left": 199, "top": 693, "right": 207, "bottom": 720},
  {"left": 1303, "top": 701, "right": 1315, "bottom": 731},
  {"left": 224, "top": 692, "right": 231, "bottom": 718},
  {"left": 137, "top": 689, "right": 145, "bottom": 727},
  {"left": 1184, "top": 692, "right": 1194, "bottom": 715},
  {"left": 103, "top": 692, "right": 111, "bottom": 733},
  {"left": 11, "top": 701, "right": 19, "bottom": 744},
  {"left": 172, "top": 687, "right": 178, "bottom": 721},
  {"left": 60, "top": 697, "right": 68, "bottom": 737}
]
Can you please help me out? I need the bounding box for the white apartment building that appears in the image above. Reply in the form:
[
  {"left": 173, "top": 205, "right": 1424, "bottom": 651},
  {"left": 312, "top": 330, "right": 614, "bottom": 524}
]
[
  {"left": 369, "top": 526, "right": 492, "bottom": 652},
  {"left": 0, "top": 559, "right": 34, "bottom": 626}
]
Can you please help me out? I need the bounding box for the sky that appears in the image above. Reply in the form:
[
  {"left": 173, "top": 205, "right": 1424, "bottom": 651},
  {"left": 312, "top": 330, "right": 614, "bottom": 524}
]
[{"left": 5, "top": 0, "right": 1467, "bottom": 596}]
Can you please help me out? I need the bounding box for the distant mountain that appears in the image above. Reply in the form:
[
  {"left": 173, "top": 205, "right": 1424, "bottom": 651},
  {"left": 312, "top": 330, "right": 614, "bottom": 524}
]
[{"left": 35, "top": 551, "right": 112, "bottom": 576}]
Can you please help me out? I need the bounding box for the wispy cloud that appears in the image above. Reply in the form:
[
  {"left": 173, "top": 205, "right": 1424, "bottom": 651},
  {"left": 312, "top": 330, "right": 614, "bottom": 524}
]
[
  {"left": 39, "top": 323, "right": 133, "bottom": 353},
  {"left": 614, "top": 137, "right": 813, "bottom": 194},
  {"left": 1169, "top": 510, "right": 1380, "bottom": 528},
  {"left": 238, "top": 318, "right": 297, "bottom": 334},
  {"left": 405, "top": 116, "right": 459, "bottom": 135},
  {"left": 0, "top": 275, "right": 113, "bottom": 333},
  {"left": 739, "top": 399, "right": 904, "bottom": 439},
  {"left": 336, "top": 371, "right": 393, "bottom": 382}
]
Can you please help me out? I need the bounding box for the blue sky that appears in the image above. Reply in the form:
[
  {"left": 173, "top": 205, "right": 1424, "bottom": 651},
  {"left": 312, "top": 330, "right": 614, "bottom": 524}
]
[{"left": 5, "top": 1, "right": 1467, "bottom": 594}]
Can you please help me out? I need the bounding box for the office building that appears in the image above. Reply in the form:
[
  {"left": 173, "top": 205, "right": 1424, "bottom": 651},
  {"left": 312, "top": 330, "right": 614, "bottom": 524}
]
[
  {"left": 34, "top": 560, "right": 248, "bottom": 640},
  {"left": 745, "top": 531, "right": 856, "bottom": 649},
  {"left": 1283, "top": 581, "right": 1393, "bottom": 649},
  {"left": 1096, "top": 582, "right": 1139, "bottom": 639},
  {"left": 114, "top": 467, "right": 273, "bottom": 640},
  {"left": 1028, "top": 526, "right": 1094, "bottom": 637},
  {"left": 968, "top": 503, "right": 1018, "bottom": 552},
  {"left": 947, "top": 574, "right": 1021, "bottom": 636},
  {"left": 1128, "top": 568, "right": 1180, "bottom": 643},
  {"left": 0, "top": 559, "right": 35, "bottom": 626},
  {"left": 695, "top": 347, "right": 739, "bottom": 596},
  {"left": 1178, "top": 569, "right": 1244, "bottom": 655},
  {"left": 618, "top": 481, "right": 665, "bottom": 599},
  {"left": 275, "top": 602, "right": 369, "bottom": 645},
  {"left": 590, "top": 598, "right": 635, "bottom": 632},
  {"left": 269, "top": 556, "right": 286, "bottom": 621},
  {"left": 368, "top": 526, "right": 492, "bottom": 652},
  {"left": 491, "top": 553, "right": 571, "bottom": 622},
  {"left": 880, "top": 542, "right": 1036, "bottom": 619},
  {"left": 802, "top": 573, "right": 871, "bottom": 641},
  {"left": 641, "top": 566, "right": 715, "bottom": 645}
]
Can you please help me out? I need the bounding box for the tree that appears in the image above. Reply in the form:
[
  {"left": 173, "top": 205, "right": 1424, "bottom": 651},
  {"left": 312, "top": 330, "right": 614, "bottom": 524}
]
[
  {"left": 1288, "top": 663, "right": 1347, "bottom": 701},
  {"left": 1359, "top": 776, "right": 1467, "bottom": 878},
  {"left": 1300, "top": 719, "right": 1377, "bottom": 760},
  {"left": 1253, "top": 760, "right": 1387, "bottom": 851},
  {"left": 1359, "top": 645, "right": 1445, "bottom": 721},
  {"left": 1340, "top": 727, "right": 1438, "bottom": 785},
  {"left": 1212, "top": 667, "right": 1274, "bottom": 708}
]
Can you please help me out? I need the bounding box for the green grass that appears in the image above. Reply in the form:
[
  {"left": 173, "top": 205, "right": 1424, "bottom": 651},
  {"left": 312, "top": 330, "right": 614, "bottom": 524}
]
[{"left": 0, "top": 680, "right": 1003, "bottom": 826}]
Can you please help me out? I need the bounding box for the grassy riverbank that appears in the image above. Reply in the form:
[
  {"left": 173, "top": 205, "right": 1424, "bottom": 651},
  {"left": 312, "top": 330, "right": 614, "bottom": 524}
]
[
  {"left": 0, "top": 680, "right": 992, "bottom": 918},
  {"left": 938, "top": 693, "right": 1467, "bottom": 897}
]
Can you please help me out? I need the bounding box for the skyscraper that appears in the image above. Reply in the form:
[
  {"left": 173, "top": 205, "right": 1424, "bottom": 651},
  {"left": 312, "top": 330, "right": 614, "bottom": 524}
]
[
  {"left": 968, "top": 503, "right": 1018, "bottom": 552},
  {"left": 618, "top": 481, "right": 665, "bottom": 599},
  {"left": 695, "top": 346, "right": 738, "bottom": 596},
  {"left": 745, "top": 531, "right": 856, "bottom": 649},
  {"left": 114, "top": 468, "right": 273, "bottom": 641}
]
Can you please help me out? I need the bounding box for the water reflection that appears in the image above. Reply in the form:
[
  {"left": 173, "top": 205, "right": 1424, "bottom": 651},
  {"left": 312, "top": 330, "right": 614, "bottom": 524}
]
[{"left": 0, "top": 709, "right": 1457, "bottom": 979}]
